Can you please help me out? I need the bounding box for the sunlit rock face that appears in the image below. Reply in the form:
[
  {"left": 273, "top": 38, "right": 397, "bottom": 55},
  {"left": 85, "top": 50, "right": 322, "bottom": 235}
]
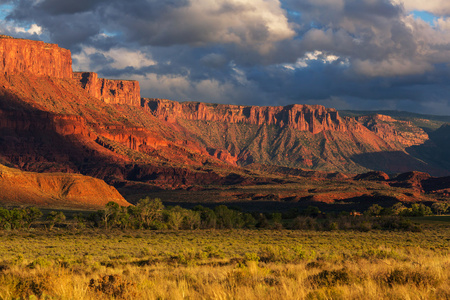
[
  {"left": 0, "top": 36, "right": 140, "bottom": 107},
  {"left": 0, "top": 36, "right": 72, "bottom": 79},
  {"left": 143, "top": 98, "right": 367, "bottom": 134},
  {"left": 73, "top": 72, "right": 141, "bottom": 106}
]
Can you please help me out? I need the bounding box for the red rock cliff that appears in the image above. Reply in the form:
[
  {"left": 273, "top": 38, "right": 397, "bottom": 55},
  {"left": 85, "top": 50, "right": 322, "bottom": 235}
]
[
  {"left": 0, "top": 36, "right": 72, "bottom": 78},
  {"left": 73, "top": 72, "right": 140, "bottom": 106},
  {"left": 143, "top": 98, "right": 364, "bottom": 134}
]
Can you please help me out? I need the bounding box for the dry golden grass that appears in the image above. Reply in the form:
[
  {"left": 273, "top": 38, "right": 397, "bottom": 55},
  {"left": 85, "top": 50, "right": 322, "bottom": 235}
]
[{"left": 0, "top": 228, "right": 449, "bottom": 299}]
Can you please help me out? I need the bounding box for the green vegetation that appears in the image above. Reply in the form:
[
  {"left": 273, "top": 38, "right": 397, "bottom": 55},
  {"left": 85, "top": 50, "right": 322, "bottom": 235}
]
[
  {"left": 1, "top": 199, "right": 449, "bottom": 232},
  {"left": 0, "top": 200, "right": 449, "bottom": 299}
]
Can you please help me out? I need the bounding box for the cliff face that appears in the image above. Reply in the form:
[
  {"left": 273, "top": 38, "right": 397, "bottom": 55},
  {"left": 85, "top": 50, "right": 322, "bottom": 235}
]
[
  {"left": 73, "top": 72, "right": 140, "bottom": 106},
  {"left": 0, "top": 36, "right": 72, "bottom": 79},
  {"left": 144, "top": 98, "right": 365, "bottom": 134},
  {"left": 0, "top": 36, "right": 140, "bottom": 107}
]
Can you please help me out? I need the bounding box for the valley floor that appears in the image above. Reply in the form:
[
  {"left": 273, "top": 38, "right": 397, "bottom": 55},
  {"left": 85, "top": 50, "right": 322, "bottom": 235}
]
[{"left": 0, "top": 228, "right": 449, "bottom": 299}]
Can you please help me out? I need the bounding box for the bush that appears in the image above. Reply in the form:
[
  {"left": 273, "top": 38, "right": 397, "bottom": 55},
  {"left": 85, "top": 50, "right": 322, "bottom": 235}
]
[
  {"left": 381, "top": 268, "right": 438, "bottom": 287},
  {"left": 89, "top": 275, "right": 136, "bottom": 298},
  {"left": 308, "top": 269, "right": 352, "bottom": 287},
  {"left": 291, "top": 216, "right": 317, "bottom": 230}
]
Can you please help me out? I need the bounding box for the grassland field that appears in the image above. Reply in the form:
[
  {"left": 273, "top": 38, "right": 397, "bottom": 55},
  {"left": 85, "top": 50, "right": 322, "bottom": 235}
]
[{"left": 0, "top": 225, "right": 449, "bottom": 299}]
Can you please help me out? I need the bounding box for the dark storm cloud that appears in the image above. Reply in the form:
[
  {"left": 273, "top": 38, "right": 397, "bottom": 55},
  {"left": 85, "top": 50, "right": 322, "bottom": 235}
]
[
  {"left": 36, "top": 0, "right": 109, "bottom": 15},
  {"left": 1, "top": 0, "right": 450, "bottom": 115}
]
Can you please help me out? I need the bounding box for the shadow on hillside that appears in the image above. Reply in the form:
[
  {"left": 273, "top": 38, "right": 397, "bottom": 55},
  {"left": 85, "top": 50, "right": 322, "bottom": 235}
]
[
  {"left": 405, "top": 124, "right": 450, "bottom": 175},
  {"left": 0, "top": 86, "right": 123, "bottom": 174},
  {"left": 162, "top": 195, "right": 401, "bottom": 213},
  {"left": 350, "top": 150, "right": 449, "bottom": 177}
]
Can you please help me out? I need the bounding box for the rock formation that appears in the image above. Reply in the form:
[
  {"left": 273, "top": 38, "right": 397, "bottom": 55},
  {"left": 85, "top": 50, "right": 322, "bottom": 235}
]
[
  {"left": 144, "top": 98, "right": 364, "bottom": 134},
  {"left": 73, "top": 72, "right": 140, "bottom": 106},
  {"left": 0, "top": 36, "right": 72, "bottom": 79},
  {"left": 0, "top": 35, "right": 140, "bottom": 107},
  {"left": 0, "top": 34, "right": 448, "bottom": 205}
]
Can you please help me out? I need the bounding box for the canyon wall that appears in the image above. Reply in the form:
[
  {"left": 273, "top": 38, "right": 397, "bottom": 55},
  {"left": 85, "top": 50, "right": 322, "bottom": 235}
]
[
  {"left": 73, "top": 72, "right": 140, "bottom": 106},
  {"left": 0, "top": 36, "right": 72, "bottom": 78},
  {"left": 0, "top": 36, "right": 140, "bottom": 107},
  {"left": 144, "top": 98, "right": 363, "bottom": 134}
]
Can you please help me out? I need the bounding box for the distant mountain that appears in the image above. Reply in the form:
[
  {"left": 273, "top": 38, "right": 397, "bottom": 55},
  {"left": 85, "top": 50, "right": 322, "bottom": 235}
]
[{"left": 341, "top": 110, "right": 450, "bottom": 132}]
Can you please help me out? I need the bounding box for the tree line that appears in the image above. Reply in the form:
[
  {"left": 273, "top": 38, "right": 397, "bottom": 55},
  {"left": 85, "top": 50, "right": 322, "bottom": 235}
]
[{"left": 0, "top": 198, "right": 448, "bottom": 231}]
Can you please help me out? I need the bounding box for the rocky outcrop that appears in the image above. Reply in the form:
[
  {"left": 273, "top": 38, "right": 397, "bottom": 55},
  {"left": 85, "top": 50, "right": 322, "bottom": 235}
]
[
  {"left": 390, "top": 171, "right": 432, "bottom": 192},
  {"left": 0, "top": 36, "right": 72, "bottom": 79},
  {"left": 354, "top": 171, "right": 390, "bottom": 181},
  {"left": 144, "top": 99, "right": 365, "bottom": 134},
  {"left": 73, "top": 72, "right": 140, "bottom": 106}
]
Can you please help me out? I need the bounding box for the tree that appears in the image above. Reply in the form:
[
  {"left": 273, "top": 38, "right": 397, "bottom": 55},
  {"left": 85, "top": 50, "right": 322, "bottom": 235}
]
[
  {"left": 403, "top": 203, "right": 432, "bottom": 217},
  {"left": 116, "top": 206, "right": 131, "bottom": 229},
  {"left": 9, "top": 208, "right": 25, "bottom": 229},
  {"left": 242, "top": 213, "right": 257, "bottom": 229},
  {"left": 164, "top": 206, "right": 184, "bottom": 230},
  {"left": 431, "top": 202, "right": 448, "bottom": 215},
  {"left": 46, "top": 211, "right": 66, "bottom": 230},
  {"left": 302, "top": 206, "right": 321, "bottom": 217},
  {"left": 194, "top": 206, "right": 217, "bottom": 229},
  {"left": 182, "top": 210, "right": 201, "bottom": 230},
  {"left": 23, "top": 207, "right": 43, "bottom": 228},
  {"left": 214, "top": 205, "right": 239, "bottom": 229},
  {"left": 365, "top": 204, "right": 383, "bottom": 216},
  {"left": 102, "top": 201, "right": 121, "bottom": 229},
  {"left": 391, "top": 203, "right": 407, "bottom": 215},
  {"left": 133, "top": 197, "right": 164, "bottom": 229}
]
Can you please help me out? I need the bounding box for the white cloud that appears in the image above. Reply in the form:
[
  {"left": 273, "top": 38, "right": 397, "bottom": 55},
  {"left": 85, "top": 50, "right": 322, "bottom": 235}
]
[
  {"left": 72, "top": 47, "right": 156, "bottom": 72},
  {"left": 123, "top": 0, "right": 295, "bottom": 54},
  {"left": 394, "top": 0, "right": 450, "bottom": 15},
  {"left": 283, "top": 50, "right": 342, "bottom": 69},
  {"left": 8, "top": 23, "right": 42, "bottom": 35}
]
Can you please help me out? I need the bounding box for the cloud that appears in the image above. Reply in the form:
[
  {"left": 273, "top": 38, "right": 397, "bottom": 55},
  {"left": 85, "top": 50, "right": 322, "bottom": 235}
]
[
  {"left": 3, "top": 23, "right": 42, "bottom": 35},
  {"left": 36, "top": 0, "right": 109, "bottom": 15},
  {"left": 104, "top": 0, "right": 295, "bottom": 55},
  {"left": 353, "top": 58, "right": 433, "bottom": 77},
  {"left": 72, "top": 47, "right": 156, "bottom": 72},
  {"left": 394, "top": 0, "right": 450, "bottom": 16}
]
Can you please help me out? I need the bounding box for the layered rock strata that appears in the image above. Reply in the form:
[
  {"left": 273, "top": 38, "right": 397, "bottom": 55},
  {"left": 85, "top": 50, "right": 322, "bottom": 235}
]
[
  {"left": 144, "top": 98, "right": 364, "bottom": 134},
  {"left": 0, "top": 36, "right": 140, "bottom": 107},
  {"left": 0, "top": 36, "right": 72, "bottom": 78},
  {"left": 73, "top": 72, "right": 140, "bottom": 106}
]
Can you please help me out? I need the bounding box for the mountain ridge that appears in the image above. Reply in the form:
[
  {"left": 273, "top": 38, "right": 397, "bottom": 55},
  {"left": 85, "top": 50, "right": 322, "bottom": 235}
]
[{"left": 0, "top": 36, "right": 448, "bottom": 208}]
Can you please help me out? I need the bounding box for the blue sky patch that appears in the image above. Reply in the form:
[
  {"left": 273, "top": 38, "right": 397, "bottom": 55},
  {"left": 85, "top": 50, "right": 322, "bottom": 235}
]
[
  {"left": 0, "top": 4, "right": 13, "bottom": 20},
  {"left": 412, "top": 10, "right": 437, "bottom": 25}
]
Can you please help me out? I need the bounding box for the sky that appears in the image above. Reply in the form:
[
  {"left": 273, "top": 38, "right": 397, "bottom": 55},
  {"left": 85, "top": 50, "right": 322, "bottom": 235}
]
[{"left": 0, "top": 0, "right": 450, "bottom": 115}]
